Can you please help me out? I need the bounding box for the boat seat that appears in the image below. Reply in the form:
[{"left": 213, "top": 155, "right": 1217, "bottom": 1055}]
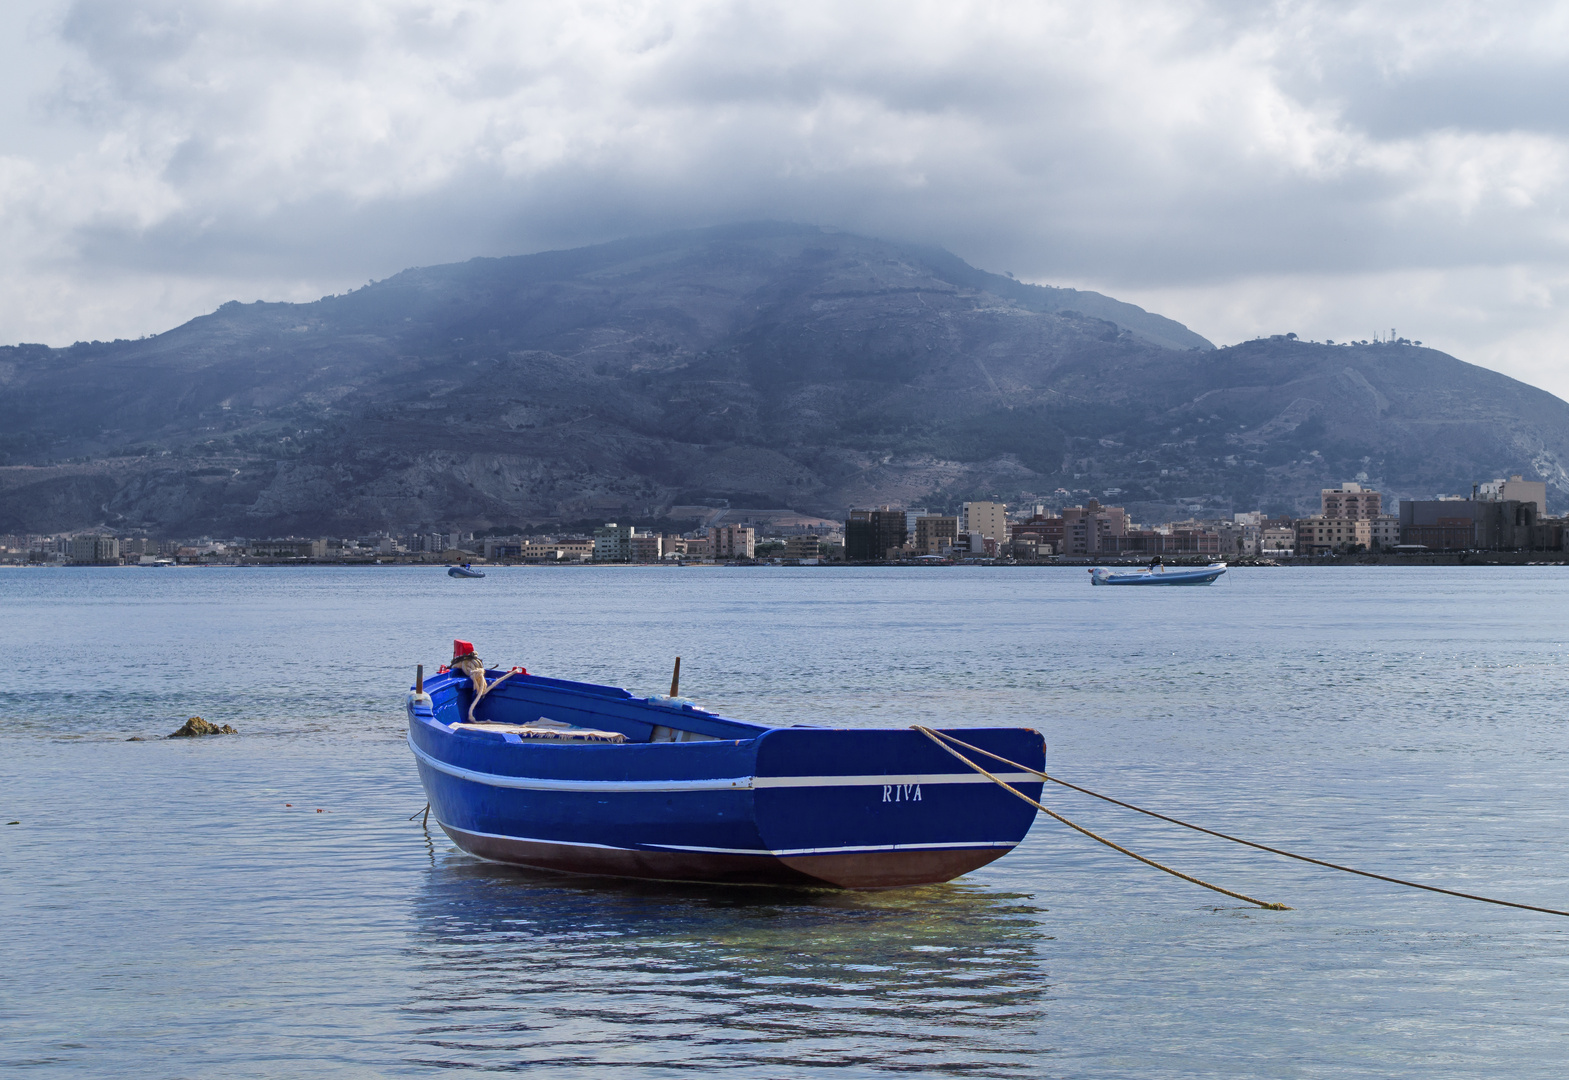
[
  {"left": 450, "top": 719, "right": 627, "bottom": 743},
  {"left": 648, "top": 724, "right": 719, "bottom": 743}
]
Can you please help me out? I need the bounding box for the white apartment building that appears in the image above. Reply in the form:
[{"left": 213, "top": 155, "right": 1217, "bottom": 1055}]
[
  {"left": 593, "top": 523, "right": 636, "bottom": 561},
  {"left": 1259, "top": 525, "right": 1295, "bottom": 555},
  {"left": 960, "top": 501, "right": 1007, "bottom": 543},
  {"left": 1477, "top": 475, "right": 1547, "bottom": 515}
]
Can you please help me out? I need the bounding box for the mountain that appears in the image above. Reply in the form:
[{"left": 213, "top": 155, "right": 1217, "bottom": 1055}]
[{"left": 1, "top": 222, "right": 1566, "bottom": 537}]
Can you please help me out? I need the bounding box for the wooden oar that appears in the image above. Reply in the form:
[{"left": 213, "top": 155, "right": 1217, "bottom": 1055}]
[{"left": 669, "top": 656, "right": 681, "bottom": 697}]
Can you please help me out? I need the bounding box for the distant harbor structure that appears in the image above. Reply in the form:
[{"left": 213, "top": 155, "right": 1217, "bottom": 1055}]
[{"left": 1398, "top": 475, "right": 1550, "bottom": 551}]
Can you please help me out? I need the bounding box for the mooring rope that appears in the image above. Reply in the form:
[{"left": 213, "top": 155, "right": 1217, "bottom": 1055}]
[
  {"left": 912, "top": 725, "right": 1289, "bottom": 910},
  {"left": 919, "top": 726, "right": 1569, "bottom": 919},
  {"left": 467, "top": 668, "right": 523, "bottom": 725}
]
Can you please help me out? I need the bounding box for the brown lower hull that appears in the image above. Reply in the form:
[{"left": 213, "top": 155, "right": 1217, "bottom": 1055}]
[{"left": 441, "top": 824, "right": 1013, "bottom": 889}]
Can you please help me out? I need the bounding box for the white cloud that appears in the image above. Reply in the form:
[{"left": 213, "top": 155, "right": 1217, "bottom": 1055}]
[{"left": 2, "top": 0, "right": 1569, "bottom": 397}]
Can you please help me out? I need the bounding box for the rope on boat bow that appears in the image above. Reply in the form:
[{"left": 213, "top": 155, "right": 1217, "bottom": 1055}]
[
  {"left": 466, "top": 668, "right": 524, "bottom": 725},
  {"left": 917, "top": 726, "right": 1569, "bottom": 919},
  {"left": 451, "top": 641, "right": 528, "bottom": 725},
  {"left": 912, "top": 725, "right": 1289, "bottom": 911}
]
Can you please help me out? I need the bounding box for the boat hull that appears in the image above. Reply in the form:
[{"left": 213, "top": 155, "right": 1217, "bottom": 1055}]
[
  {"left": 407, "top": 669, "right": 1043, "bottom": 889},
  {"left": 434, "top": 822, "right": 1012, "bottom": 888}
]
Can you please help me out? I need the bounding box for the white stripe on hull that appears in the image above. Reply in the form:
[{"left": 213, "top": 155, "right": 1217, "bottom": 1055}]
[
  {"left": 411, "top": 737, "right": 751, "bottom": 790},
  {"left": 410, "top": 735, "right": 1038, "bottom": 792},
  {"left": 753, "top": 772, "right": 1038, "bottom": 788},
  {"left": 442, "top": 820, "right": 1018, "bottom": 858}
]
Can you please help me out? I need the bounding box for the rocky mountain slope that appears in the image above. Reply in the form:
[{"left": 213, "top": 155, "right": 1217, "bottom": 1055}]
[{"left": 1, "top": 222, "right": 1566, "bottom": 536}]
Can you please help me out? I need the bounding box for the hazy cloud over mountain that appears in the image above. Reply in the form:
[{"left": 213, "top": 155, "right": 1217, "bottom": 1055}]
[{"left": 4, "top": 0, "right": 1569, "bottom": 394}]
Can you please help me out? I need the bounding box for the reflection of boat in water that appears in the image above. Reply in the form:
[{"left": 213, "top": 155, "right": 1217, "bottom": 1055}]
[
  {"left": 1089, "top": 562, "right": 1227, "bottom": 586},
  {"left": 405, "top": 856, "right": 1050, "bottom": 1072},
  {"left": 407, "top": 641, "right": 1044, "bottom": 889},
  {"left": 447, "top": 564, "right": 486, "bottom": 578}
]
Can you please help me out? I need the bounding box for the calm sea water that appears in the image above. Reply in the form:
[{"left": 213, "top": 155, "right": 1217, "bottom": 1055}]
[{"left": 2, "top": 565, "right": 1567, "bottom": 1078}]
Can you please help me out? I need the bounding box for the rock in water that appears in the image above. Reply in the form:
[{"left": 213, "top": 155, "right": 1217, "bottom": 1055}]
[{"left": 168, "top": 716, "right": 238, "bottom": 738}]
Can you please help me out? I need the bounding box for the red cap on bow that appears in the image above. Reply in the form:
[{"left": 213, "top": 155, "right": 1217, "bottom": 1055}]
[{"left": 453, "top": 639, "right": 475, "bottom": 659}]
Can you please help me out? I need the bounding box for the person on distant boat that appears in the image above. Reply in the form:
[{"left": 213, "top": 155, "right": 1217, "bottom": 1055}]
[{"left": 1150, "top": 555, "right": 1163, "bottom": 572}]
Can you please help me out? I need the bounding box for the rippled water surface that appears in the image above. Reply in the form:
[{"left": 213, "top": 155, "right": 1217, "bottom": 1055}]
[{"left": 3, "top": 565, "right": 1567, "bottom": 1077}]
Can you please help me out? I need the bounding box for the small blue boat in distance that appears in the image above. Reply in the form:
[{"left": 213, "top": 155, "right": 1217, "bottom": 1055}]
[
  {"left": 1089, "top": 562, "right": 1227, "bottom": 586},
  {"left": 407, "top": 641, "right": 1045, "bottom": 888},
  {"left": 448, "top": 564, "right": 486, "bottom": 578}
]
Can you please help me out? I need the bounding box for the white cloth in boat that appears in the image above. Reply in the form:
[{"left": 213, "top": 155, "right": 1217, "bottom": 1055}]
[{"left": 449, "top": 716, "right": 627, "bottom": 743}]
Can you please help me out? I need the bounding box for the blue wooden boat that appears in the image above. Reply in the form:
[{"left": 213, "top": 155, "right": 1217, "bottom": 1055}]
[
  {"left": 407, "top": 643, "right": 1044, "bottom": 888},
  {"left": 447, "top": 564, "right": 486, "bottom": 578},
  {"left": 1089, "top": 562, "right": 1227, "bottom": 586}
]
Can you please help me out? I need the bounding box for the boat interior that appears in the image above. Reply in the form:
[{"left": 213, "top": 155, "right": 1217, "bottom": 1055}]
[{"left": 423, "top": 666, "right": 771, "bottom": 747}]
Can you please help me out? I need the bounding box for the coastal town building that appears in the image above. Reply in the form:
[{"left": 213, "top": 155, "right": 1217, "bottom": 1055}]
[
  {"left": 1109, "top": 527, "right": 1219, "bottom": 555},
  {"left": 484, "top": 539, "right": 522, "bottom": 560},
  {"left": 1477, "top": 475, "right": 1547, "bottom": 515},
  {"left": 68, "top": 536, "right": 119, "bottom": 564},
  {"left": 1300, "top": 483, "right": 1402, "bottom": 552},
  {"left": 406, "top": 533, "right": 455, "bottom": 554},
  {"left": 556, "top": 540, "right": 594, "bottom": 561},
  {"left": 845, "top": 507, "right": 908, "bottom": 561},
  {"left": 959, "top": 502, "right": 1007, "bottom": 546},
  {"left": 913, "top": 515, "right": 959, "bottom": 554},
  {"left": 950, "top": 532, "right": 997, "bottom": 558},
  {"left": 784, "top": 535, "right": 820, "bottom": 560},
  {"left": 709, "top": 524, "right": 756, "bottom": 560},
  {"left": 248, "top": 539, "right": 328, "bottom": 559},
  {"left": 593, "top": 523, "right": 636, "bottom": 562},
  {"left": 1296, "top": 516, "right": 1371, "bottom": 555},
  {"left": 1170, "top": 529, "right": 1221, "bottom": 554},
  {"left": 1369, "top": 516, "right": 1400, "bottom": 549},
  {"left": 1010, "top": 514, "right": 1066, "bottom": 553},
  {"left": 629, "top": 534, "right": 663, "bottom": 562},
  {"left": 1321, "top": 482, "right": 1382, "bottom": 519},
  {"left": 1060, "top": 499, "right": 1128, "bottom": 555},
  {"left": 1259, "top": 517, "right": 1295, "bottom": 556},
  {"left": 1216, "top": 520, "right": 1259, "bottom": 556},
  {"left": 1007, "top": 535, "right": 1054, "bottom": 558},
  {"left": 1398, "top": 497, "right": 1540, "bottom": 551}
]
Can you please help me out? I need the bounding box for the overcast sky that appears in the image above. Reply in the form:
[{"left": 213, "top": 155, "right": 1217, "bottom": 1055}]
[{"left": 5, "top": 0, "right": 1569, "bottom": 396}]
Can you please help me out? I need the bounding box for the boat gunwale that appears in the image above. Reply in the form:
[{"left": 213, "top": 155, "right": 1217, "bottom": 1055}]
[{"left": 410, "top": 725, "right": 1043, "bottom": 791}]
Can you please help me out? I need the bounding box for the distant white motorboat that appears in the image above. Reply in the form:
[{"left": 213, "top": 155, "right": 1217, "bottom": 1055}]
[{"left": 1089, "top": 562, "right": 1226, "bottom": 586}]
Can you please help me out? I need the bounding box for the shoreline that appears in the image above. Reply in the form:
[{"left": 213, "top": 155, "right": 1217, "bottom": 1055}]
[{"left": 8, "top": 552, "right": 1569, "bottom": 569}]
